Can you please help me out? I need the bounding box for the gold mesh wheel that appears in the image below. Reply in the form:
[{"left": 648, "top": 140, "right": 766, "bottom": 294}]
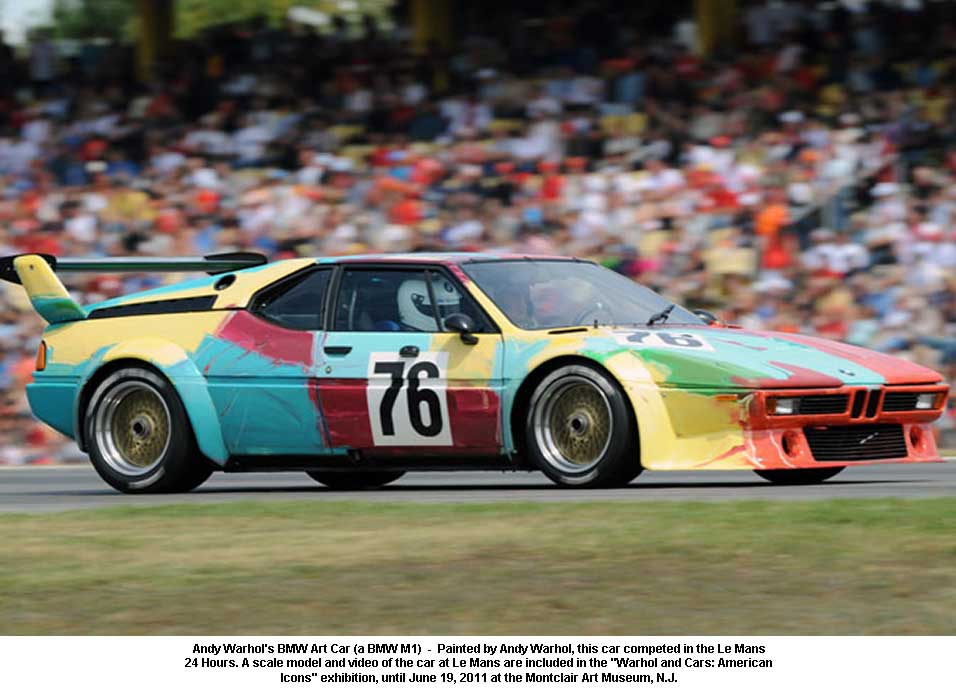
[
  {"left": 93, "top": 381, "right": 171, "bottom": 476},
  {"left": 533, "top": 375, "right": 613, "bottom": 475}
]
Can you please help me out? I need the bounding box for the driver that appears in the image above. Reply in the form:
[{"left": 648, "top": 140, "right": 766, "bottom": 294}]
[
  {"left": 490, "top": 274, "right": 538, "bottom": 328},
  {"left": 490, "top": 274, "right": 599, "bottom": 328},
  {"left": 397, "top": 278, "right": 463, "bottom": 331}
]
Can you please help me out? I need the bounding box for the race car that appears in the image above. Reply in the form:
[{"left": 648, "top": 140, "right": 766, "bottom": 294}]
[{"left": 1, "top": 251, "right": 948, "bottom": 493}]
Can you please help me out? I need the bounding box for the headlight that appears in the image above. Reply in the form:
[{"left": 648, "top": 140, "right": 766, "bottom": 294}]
[
  {"left": 768, "top": 397, "right": 799, "bottom": 415},
  {"left": 915, "top": 393, "right": 937, "bottom": 410}
]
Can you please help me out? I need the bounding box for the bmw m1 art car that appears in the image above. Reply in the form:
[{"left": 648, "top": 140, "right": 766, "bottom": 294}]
[{"left": 2, "top": 251, "right": 949, "bottom": 493}]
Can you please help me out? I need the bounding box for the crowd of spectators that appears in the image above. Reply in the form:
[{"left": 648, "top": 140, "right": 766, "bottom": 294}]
[{"left": 2, "top": 0, "right": 956, "bottom": 463}]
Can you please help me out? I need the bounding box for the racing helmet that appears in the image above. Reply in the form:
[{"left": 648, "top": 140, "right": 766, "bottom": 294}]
[{"left": 398, "top": 278, "right": 462, "bottom": 331}]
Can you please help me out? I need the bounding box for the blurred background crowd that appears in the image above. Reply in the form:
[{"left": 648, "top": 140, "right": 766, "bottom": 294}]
[{"left": 1, "top": 0, "right": 956, "bottom": 463}]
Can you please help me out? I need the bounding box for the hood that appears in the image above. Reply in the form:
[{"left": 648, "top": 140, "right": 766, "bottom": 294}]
[{"left": 595, "top": 326, "right": 943, "bottom": 389}]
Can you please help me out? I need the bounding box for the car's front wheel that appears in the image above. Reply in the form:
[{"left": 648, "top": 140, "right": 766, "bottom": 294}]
[
  {"left": 85, "top": 367, "right": 212, "bottom": 493},
  {"left": 525, "top": 364, "right": 640, "bottom": 488},
  {"left": 307, "top": 471, "right": 405, "bottom": 490},
  {"left": 754, "top": 467, "right": 845, "bottom": 484}
]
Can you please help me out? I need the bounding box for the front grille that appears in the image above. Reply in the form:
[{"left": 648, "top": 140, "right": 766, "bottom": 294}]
[
  {"left": 882, "top": 392, "right": 920, "bottom": 411},
  {"left": 850, "top": 391, "right": 865, "bottom": 418},
  {"left": 804, "top": 424, "right": 907, "bottom": 461},
  {"left": 798, "top": 394, "right": 849, "bottom": 415}
]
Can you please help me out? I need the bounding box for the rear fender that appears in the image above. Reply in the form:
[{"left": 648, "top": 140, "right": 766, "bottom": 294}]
[{"left": 79, "top": 338, "right": 228, "bottom": 465}]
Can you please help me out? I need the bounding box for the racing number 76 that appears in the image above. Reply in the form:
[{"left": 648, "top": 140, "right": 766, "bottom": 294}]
[{"left": 374, "top": 360, "right": 443, "bottom": 437}]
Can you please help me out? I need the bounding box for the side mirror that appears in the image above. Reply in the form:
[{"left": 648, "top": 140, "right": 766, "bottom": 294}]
[
  {"left": 444, "top": 313, "right": 479, "bottom": 345},
  {"left": 692, "top": 308, "right": 721, "bottom": 326}
]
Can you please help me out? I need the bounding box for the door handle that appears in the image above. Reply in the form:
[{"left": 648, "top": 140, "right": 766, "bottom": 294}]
[
  {"left": 399, "top": 345, "right": 419, "bottom": 358},
  {"left": 324, "top": 346, "right": 352, "bottom": 356}
]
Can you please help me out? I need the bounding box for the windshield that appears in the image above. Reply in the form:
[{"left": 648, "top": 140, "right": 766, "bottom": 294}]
[{"left": 463, "top": 260, "right": 704, "bottom": 330}]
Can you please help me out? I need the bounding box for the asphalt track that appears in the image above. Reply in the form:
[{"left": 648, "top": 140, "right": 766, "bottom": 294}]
[{"left": 0, "top": 460, "right": 954, "bottom": 513}]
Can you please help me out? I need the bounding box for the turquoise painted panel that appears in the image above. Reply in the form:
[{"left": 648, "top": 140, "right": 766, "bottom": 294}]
[
  {"left": 26, "top": 380, "right": 78, "bottom": 437},
  {"left": 195, "top": 334, "right": 329, "bottom": 455}
]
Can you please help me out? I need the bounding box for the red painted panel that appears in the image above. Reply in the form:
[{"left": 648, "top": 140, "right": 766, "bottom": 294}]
[
  {"left": 732, "top": 361, "right": 844, "bottom": 389},
  {"left": 217, "top": 311, "right": 314, "bottom": 367},
  {"left": 315, "top": 379, "right": 500, "bottom": 454},
  {"left": 318, "top": 378, "right": 375, "bottom": 449},
  {"left": 769, "top": 333, "right": 943, "bottom": 385},
  {"left": 446, "top": 387, "right": 501, "bottom": 449}
]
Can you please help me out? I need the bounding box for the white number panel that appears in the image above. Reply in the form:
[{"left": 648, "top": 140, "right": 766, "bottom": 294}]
[
  {"left": 367, "top": 352, "right": 453, "bottom": 446},
  {"left": 613, "top": 331, "right": 714, "bottom": 351}
]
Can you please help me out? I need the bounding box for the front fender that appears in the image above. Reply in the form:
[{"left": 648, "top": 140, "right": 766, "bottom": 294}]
[
  {"left": 79, "top": 338, "right": 228, "bottom": 465},
  {"left": 501, "top": 332, "right": 658, "bottom": 453}
]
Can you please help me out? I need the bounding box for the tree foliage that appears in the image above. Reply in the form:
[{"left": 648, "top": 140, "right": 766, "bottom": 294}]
[
  {"left": 50, "top": 0, "right": 393, "bottom": 41},
  {"left": 51, "top": 0, "right": 136, "bottom": 40}
]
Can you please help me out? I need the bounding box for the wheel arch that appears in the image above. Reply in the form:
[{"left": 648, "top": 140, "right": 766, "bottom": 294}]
[
  {"left": 75, "top": 349, "right": 228, "bottom": 465},
  {"left": 508, "top": 355, "right": 640, "bottom": 465}
]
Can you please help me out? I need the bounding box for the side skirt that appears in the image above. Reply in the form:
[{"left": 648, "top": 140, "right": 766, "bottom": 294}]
[{"left": 223, "top": 454, "right": 530, "bottom": 473}]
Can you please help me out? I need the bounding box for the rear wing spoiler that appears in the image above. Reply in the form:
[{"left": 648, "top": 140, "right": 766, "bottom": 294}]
[
  {"left": 0, "top": 252, "right": 268, "bottom": 324},
  {"left": 0, "top": 251, "right": 267, "bottom": 285}
]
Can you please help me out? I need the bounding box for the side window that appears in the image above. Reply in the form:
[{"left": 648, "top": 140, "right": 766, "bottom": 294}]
[
  {"left": 334, "top": 269, "right": 439, "bottom": 332},
  {"left": 253, "top": 268, "right": 332, "bottom": 331},
  {"left": 428, "top": 271, "right": 494, "bottom": 333}
]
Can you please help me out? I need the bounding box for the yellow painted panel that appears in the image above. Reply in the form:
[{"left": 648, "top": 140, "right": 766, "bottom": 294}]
[
  {"left": 103, "top": 258, "right": 315, "bottom": 310},
  {"left": 46, "top": 312, "right": 228, "bottom": 366}
]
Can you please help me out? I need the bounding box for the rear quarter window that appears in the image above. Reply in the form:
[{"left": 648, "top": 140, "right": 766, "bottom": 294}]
[{"left": 252, "top": 268, "right": 332, "bottom": 330}]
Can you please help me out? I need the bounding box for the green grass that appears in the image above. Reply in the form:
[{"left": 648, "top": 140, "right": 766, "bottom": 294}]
[{"left": 2, "top": 499, "right": 956, "bottom": 634}]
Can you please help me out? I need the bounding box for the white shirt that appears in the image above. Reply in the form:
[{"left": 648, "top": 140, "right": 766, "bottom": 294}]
[
  {"left": 22, "top": 119, "right": 51, "bottom": 144},
  {"left": 565, "top": 76, "right": 603, "bottom": 105},
  {"left": 152, "top": 151, "right": 186, "bottom": 176},
  {"left": 401, "top": 83, "right": 427, "bottom": 106},
  {"left": 344, "top": 89, "right": 373, "bottom": 113},
  {"left": 908, "top": 240, "right": 956, "bottom": 268},
  {"left": 233, "top": 125, "right": 272, "bottom": 161},
  {"left": 444, "top": 219, "right": 484, "bottom": 245},
  {"left": 184, "top": 128, "right": 234, "bottom": 157},
  {"left": 187, "top": 167, "right": 222, "bottom": 190},
  {"left": 0, "top": 139, "right": 39, "bottom": 174},
  {"left": 65, "top": 214, "right": 97, "bottom": 244},
  {"left": 638, "top": 168, "right": 685, "bottom": 194},
  {"left": 442, "top": 99, "right": 492, "bottom": 136},
  {"left": 801, "top": 242, "right": 869, "bottom": 274},
  {"left": 509, "top": 120, "right": 561, "bottom": 161},
  {"left": 527, "top": 95, "right": 562, "bottom": 119}
]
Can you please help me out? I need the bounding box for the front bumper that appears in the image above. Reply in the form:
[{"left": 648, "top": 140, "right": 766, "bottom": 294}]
[{"left": 745, "top": 384, "right": 948, "bottom": 469}]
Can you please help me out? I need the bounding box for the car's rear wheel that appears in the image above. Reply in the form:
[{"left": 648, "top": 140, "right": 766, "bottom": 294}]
[
  {"left": 85, "top": 367, "right": 212, "bottom": 494},
  {"left": 525, "top": 364, "right": 640, "bottom": 488},
  {"left": 307, "top": 471, "right": 405, "bottom": 490},
  {"left": 754, "top": 467, "right": 845, "bottom": 484}
]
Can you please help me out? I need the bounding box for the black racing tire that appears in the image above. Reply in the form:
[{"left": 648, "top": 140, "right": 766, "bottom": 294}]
[
  {"left": 754, "top": 467, "right": 846, "bottom": 485},
  {"left": 168, "top": 457, "right": 215, "bottom": 493},
  {"left": 307, "top": 470, "right": 406, "bottom": 490},
  {"left": 524, "top": 363, "right": 640, "bottom": 488},
  {"left": 85, "top": 367, "right": 210, "bottom": 494}
]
